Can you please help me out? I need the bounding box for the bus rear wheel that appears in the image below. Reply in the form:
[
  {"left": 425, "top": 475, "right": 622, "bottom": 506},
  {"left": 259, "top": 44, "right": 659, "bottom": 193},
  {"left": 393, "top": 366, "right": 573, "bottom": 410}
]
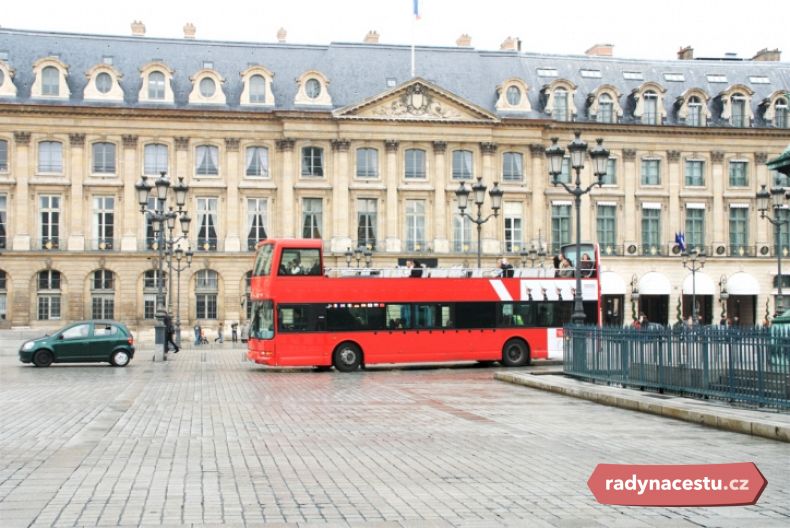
[
  {"left": 333, "top": 342, "right": 362, "bottom": 372},
  {"left": 501, "top": 339, "right": 530, "bottom": 367}
]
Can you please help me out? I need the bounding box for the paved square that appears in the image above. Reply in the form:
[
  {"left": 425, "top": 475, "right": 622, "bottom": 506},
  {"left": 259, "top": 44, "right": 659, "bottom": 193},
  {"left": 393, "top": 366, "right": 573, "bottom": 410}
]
[{"left": 1, "top": 346, "right": 788, "bottom": 527}]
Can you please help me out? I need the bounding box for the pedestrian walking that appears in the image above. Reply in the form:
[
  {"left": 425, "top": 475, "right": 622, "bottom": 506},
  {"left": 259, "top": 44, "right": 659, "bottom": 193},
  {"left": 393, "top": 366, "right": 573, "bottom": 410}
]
[
  {"left": 194, "top": 324, "right": 201, "bottom": 345},
  {"left": 215, "top": 321, "right": 225, "bottom": 343},
  {"left": 231, "top": 322, "right": 239, "bottom": 343},
  {"left": 163, "top": 312, "right": 179, "bottom": 353}
]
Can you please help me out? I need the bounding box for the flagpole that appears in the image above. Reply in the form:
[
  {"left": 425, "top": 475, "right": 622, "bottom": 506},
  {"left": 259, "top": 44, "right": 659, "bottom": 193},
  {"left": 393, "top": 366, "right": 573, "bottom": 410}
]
[{"left": 411, "top": 0, "right": 418, "bottom": 78}]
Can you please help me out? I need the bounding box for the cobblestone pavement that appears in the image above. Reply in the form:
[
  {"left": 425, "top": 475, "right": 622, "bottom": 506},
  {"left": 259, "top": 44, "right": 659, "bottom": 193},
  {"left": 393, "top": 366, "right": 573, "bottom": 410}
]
[{"left": 0, "top": 346, "right": 789, "bottom": 527}]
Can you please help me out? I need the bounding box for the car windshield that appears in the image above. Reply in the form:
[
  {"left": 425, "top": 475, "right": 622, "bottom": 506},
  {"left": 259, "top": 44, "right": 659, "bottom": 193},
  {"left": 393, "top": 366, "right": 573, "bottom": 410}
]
[{"left": 253, "top": 244, "right": 274, "bottom": 276}]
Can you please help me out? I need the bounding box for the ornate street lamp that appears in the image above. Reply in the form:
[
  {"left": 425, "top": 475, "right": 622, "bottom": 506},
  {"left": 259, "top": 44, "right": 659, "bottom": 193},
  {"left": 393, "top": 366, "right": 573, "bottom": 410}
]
[
  {"left": 681, "top": 248, "right": 706, "bottom": 324},
  {"left": 756, "top": 183, "right": 790, "bottom": 317},
  {"left": 455, "top": 176, "right": 504, "bottom": 268},
  {"left": 545, "top": 131, "right": 609, "bottom": 324},
  {"left": 344, "top": 247, "right": 353, "bottom": 268}
]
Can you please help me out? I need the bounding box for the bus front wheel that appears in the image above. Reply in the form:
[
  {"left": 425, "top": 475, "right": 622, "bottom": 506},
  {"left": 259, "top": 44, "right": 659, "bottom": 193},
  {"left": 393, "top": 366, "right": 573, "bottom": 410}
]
[
  {"left": 333, "top": 342, "right": 362, "bottom": 372},
  {"left": 501, "top": 339, "right": 530, "bottom": 367}
]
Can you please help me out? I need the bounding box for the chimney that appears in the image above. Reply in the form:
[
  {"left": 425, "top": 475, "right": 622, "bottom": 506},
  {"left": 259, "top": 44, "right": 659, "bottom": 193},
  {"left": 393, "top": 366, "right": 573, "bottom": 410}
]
[
  {"left": 131, "top": 20, "right": 146, "bottom": 37},
  {"left": 364, "top": 30, "right": 380, "bottom": 44},
  {"left": 500, "top": 36, "right": 520, "bottom": 51},
  {"left": 183, "top": 23, "right": 196, "bottom": 40},
  {"left": 456, "top": 34, "right": 472, "bottom": 47},
  {"left": 677, "top": 46, "right": 694, "bottom": 60},
  {"left": 752, "top": 48, "right": 781, "bottom": 61},
  {"left": 277, "top": 27, "right": 287, "bottom": 43},
  {"left": 585, "top": 43, "right": 613, "bottom": 57}
]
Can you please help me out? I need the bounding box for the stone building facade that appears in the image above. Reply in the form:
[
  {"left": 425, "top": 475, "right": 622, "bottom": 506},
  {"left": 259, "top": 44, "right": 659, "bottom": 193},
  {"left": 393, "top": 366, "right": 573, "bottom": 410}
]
[{"left": 0, "top": 26, "right": 788, "bottom": 329}]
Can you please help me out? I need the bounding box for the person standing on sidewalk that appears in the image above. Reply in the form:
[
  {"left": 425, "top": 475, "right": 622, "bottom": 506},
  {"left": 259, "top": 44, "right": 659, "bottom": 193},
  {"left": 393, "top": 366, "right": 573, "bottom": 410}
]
[
  {"left": 163, "top": 312, "right": 179, "bottom": 353},
  {"left": 215, "top": 321, "right": 224, "bottom": 343},
  {"left": 194, "top": 324, "right": 201, "bottom": 346},
  {"left": 231, "top": 322, "right": 239, "bottom": 343}
]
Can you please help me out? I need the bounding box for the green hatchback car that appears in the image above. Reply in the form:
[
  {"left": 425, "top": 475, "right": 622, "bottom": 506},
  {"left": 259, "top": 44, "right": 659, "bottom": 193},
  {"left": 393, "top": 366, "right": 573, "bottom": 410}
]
[{"left": 19, "top": 320, "right": 135, "bottom": 367}]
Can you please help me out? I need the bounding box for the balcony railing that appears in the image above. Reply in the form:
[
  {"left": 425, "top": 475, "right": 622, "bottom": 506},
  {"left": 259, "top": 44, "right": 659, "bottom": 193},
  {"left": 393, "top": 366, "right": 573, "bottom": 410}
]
[
  {"left": 89, "top": 238, "right": 117, "bottom": 251},
  {"left": 34, "top": 238, "right": 60, "bottom": 250}
]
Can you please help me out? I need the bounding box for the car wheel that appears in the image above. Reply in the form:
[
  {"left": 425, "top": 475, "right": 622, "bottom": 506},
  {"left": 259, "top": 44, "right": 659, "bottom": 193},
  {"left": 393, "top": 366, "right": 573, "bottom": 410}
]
[
  {"left": 110, "top": 350, "right": 131, "bottom": 367},
  {"left": 333, "top": 342, "right": 362, "bottom": 372},
  {"left": 501, "top": 338, "right": 530, "bottom": 367},
  {"left": 32, "top": 349, "right": 54, "bottom": 368}
]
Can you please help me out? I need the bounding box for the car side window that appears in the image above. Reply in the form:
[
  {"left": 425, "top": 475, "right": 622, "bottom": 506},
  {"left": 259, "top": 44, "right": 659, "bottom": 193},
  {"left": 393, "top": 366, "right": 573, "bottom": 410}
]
[
  {"left": 62, "top": 323, "right": 91, "bottom": 339},
  {"left": 94, "top": 324, "right": 119, "bottom": 337}
]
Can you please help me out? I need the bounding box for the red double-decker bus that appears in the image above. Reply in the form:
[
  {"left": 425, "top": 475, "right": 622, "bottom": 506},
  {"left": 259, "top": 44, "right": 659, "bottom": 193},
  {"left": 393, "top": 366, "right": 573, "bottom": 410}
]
[{"left": 246, "top": 239, "right": 600, "bottom": 371}]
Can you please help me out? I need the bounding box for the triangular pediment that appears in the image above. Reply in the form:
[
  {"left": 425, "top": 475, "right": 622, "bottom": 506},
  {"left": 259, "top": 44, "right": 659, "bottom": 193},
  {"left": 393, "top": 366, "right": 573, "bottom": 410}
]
[{"left": 334, "top": 78, "right": 499, "bottom": 123}]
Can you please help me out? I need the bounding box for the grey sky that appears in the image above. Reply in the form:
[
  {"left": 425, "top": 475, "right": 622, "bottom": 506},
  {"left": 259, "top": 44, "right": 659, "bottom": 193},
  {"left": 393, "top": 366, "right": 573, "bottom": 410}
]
[{"left": 1, "top": 0, "right": 787, "bottom": 61}]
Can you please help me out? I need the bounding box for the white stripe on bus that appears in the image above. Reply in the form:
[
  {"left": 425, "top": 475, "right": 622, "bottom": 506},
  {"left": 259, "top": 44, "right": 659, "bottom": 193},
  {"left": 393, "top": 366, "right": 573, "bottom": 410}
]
[{"left": 489, "top": 280, "right": 513, "bottom": 301}]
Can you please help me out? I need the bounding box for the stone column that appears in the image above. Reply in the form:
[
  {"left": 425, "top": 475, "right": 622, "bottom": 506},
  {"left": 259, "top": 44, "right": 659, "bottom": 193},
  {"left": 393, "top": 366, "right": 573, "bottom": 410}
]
[
  {"left": 120, "top": 135, "right": 139, "bottom": 251},
  {"left": 67, "top": 133, "right": 86, "bottom": 251},
  {"left": 384, "top": 140, "right": 400, "bottom": 252},
  {"left": 667, "top": 150, "right": 681, "bottom": 239},
  {"left": 622, "top": 149, "right": 638, "bottom": 243},
  {"left": 529, "top": 144, "right": 546, "bottom": 247},
  {"left": 224, "top": 137, "right": 241, "bottom": 252},
  {"left": 276, "top": 139, "right": 296, "bottom": 237},
  {"left": 432, "top": 141, "right": 449, "bottom": 253},
  {"left": 755, "top": 152, "right": 770, "bottom": 247},
  {"left": 710, "top": 151, "right": 725, "bottom": 247},
  {"left": 11, "top": 131, "right": 31, "bottom": 250},
  {"left": 480, "top": 142, "right": 499, "bottom": 255},
  {"left": 330, "top": 139, "right": 352, "bottom": 252}
]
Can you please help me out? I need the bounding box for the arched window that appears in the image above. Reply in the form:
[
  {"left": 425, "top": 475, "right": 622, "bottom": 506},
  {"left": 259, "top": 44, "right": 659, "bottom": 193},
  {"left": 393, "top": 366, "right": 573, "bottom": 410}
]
[
  {"left": 731, "top": 93, "right": 747, "bottom": 127},
  {"left": 144, "top": 143, "right": 168, "bottom": 175},
  {"left": 642, "top": 91, "right": 658, "bottom": 124},
  {"left": 195, "top": 145, "right": 219, "bottom": 176},
  {"left": 42, "top": 66, "right": 60, "bottom": 96},
  {"left": 245, "top": 146, "right": 269, "bottom": 177},
  {"left": 506, "top": 86, "right": 521, "bottom": 106},
  {"left": 37, "top": 269, "right": 61, "bottom": 320},
  {"left": 554, "top": 89, "right": 569, "bottom": 121},
  {"left": 148, "top": 71, "right": 165, "bottom": 100},
  {"left": 196, "top": 270, "right": 218, "bottom": 320},
  {"left": 775, "top": 97, "right": 788, "bottom": 128},
  {"left": 597, "top": 94, "right": 613, "bottom": 123},
  {"left": 687, "top": 96, "right": 703, "bottom": 127},
  {"left": 249, "top": 75, "right": 266, "bottom": 103},
  {"left": 91, "top": 269, "right": 114, "bottom": 319},
  {"left": 38, "top": 141, "right": 63, "bottom": 173}
]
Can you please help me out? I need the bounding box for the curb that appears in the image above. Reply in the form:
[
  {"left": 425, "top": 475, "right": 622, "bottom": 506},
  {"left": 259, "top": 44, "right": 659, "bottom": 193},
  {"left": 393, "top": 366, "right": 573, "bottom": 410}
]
[{"left": 495, "top": 372, "right": 790, "bottom": 443}]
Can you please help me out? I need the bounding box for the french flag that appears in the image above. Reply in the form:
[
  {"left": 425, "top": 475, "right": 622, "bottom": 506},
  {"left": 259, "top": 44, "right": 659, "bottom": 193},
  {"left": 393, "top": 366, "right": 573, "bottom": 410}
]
[{"left": 413, "top": 0, "right": 420, "bottom": 19}]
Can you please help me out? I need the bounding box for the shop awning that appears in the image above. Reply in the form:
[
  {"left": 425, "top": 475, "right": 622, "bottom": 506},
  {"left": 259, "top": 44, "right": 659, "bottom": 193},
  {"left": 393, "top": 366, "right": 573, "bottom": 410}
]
[
  {"left": 682, "top": 272, "right": 715, "bottom": 295},
  {"left": 638, "top": 272, "right": 671, "bottom": 295},
  {"left": 600, "top": 271, "right": 627, "bottom": 295},
  {"left": 726, "top": 272, "right": 760, "bottom": 295}
]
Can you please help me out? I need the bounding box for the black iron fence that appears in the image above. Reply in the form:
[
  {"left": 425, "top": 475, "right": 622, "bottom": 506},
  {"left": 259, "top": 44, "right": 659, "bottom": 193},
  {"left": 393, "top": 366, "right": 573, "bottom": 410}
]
[{"left": 563, "top": 325, "right": 790, "bottom": 409}]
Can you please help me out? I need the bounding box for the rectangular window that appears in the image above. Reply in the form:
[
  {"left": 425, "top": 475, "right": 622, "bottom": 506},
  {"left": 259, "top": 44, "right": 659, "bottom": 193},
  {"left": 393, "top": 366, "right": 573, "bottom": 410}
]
[
  {"left": 601, "top": 158, "right": 616, "bottom": 185},
  {"left": 92, "top": 196, "right": 114, "bottom": 250},
  {"left": 623, "top": 71, "right": 644, "bottom": 80},
  {"left": 0, "top": 194, "right": 6, "bottom": 249},
  {"left": 729, "top": 207, "right": 749, "bottom": 252},
  {"left": 245, "top": 146, "right": 269, "bottom": 177},
  {"left": 452, "top": 201, "right": 472, "bottom": 252},
  {"left": 195, "top": 145, "right": 219, "bottom": 176},
  {"left": 91, "top": 295, "right": 114, "bottom": 320},
  {"left": 641, "top": 208, "right": 661, "bottom": 252},
  {"left": 663, "top": 73, "right": 685, "bottom": 82},
  {"left": 537, "top": 68, "right": 558, "bottom": 77},
  {"left": 404, "top": 149, "right": 426, "bottom": 179},
  {"left": 246, "top": 198, "right": 268, "bottom": 250},
  {"left": 642, "top": 93, "right": 658, "bottom": 125},
  {"left": 301, "top": 198, "right": 322, "bottom": 239},
  {"left": 502, "top": 152, "right": 523, "bottom": 182},
  {"left": 685, "top": 160, "right": 705, "bottom": 186},
  {"left": 551, "top": 204, "right": 571, "bottom": 253},
  {"left": 596, "top": 205, "right": 617, "bottom": 248},
  {"left": 356, "top": 148, "right": 378, "bottom": 178},
  {"left": 685, "top": 207, "right": 706, "bottom": 249},
  {"left": 732, "top": 98, "right": 746, "bottom": 127},
  {"left": 729, "top": 161, "right": 748, "bottom": 187},
  {"left": 554, "top": 90, "right": 568, "bottom": 121},
  {"left": 196, "top": 197, "right": 218, "bottom": 251},
  {"left": 39, "top": 195, "right": 60, "bottom": 249},
  {"left": 357, "top": 198, "right": 377, "bottom": 249},
  {"left": 777, "top": 209, "right": 790, "bottom": 251},
  {"left": 143, "top": 293, "right": 156, "bottom": 320},
  {"left": 42, "top": 67, "right": 59, "bottom": 96},
  {"left": 503, "top": 202, "right": 523, "bottom": 252},
  {"left": 452, "top": 150, "right": 473, "bottom": 180},
  {"left": 37, "top": 295, "right": 61, "bottom": 320},
  {"left": 641, "top": 159, "right": 661, "bottom": 185},
  {"left": 706, "top": 74, "right": 727, "bottom": 83},
  {"left": 688, "top": 103, "right": 702, "bottom": 127},
  {"left": 0, "top": 140, "right": 7, "bottom": 171},
  {"left": 301, "top": 146, "right": 324, "bottom": 177},
  {"left": 38, "top": 141, "right": 62, "bottom": 173},
  {"left": 92, "top": 142, "right": 116, "bottom": 174},
  {"left": 143, "top": 144, "right": 168, "bottom": 175},
  {"left": 404, "top": 199, "right": 426, "bottom": 251},
  {"left": 580, "top": 69, "right": 602, "bottom": 78},
  {"left": 196, "top": 294, "right": 217, "bottom": 319}
]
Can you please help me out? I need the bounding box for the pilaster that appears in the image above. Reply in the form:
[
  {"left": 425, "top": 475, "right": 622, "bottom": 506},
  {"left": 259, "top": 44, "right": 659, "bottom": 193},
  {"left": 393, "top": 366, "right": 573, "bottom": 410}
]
[
  {"left": 529, "top": 144, "right": 546, "bottom": 246},
  {"left": 667, "top": 150, "right": 681, "bottom": 237},
  {"left": 622, "top": 148, "right": 638, "bottom": 244},
  {"left": 480, "top": 142, "right": 499, "bottom": 255},
  {"left": 11, "top": 131, "right": 31, "bottom": 250},
  {"left": 330, "top": 139, "right": 352, "bottom": 252},
  {"left": 432, "top": 140, "right": 449, "bottom": 253},
  {"left": 224, "top": 137, "right": 241, "bottom": 251},
  {"left": 67, "top": 133, "right": 86, "bottom": 251},
  {"left": 121, "top": 135, "right": 139, "bottom": 251},
  {"left": 710, "top": 151, "right": 725, "bottom": 246},
  {"left": 276, "top": 139, "right": 296, "bottom": 237},
  {"left": 384, "top": 140, "right": 400, "bottom": 252}
]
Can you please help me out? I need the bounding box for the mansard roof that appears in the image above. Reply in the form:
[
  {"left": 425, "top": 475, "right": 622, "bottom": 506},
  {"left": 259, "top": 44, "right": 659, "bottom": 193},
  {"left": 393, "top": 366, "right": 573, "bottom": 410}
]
[{"left": 0, "top": 27, "right": 787, "bottom": 127}]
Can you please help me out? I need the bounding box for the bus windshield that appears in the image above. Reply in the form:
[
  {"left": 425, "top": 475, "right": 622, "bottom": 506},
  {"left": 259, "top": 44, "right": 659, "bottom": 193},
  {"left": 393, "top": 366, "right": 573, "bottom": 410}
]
[
  {"left": 253, "top": 244, "right": 274, "bottom": 276},
  {"left": 250, "top": 300, "right": 274, "bottom": 339}
]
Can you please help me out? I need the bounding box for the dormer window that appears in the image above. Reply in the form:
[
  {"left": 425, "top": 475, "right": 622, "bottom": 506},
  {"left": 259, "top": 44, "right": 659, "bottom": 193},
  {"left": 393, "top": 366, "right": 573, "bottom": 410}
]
[
  {"left": 84, "top": 65, "right": 123, "bottom": 102},
  {"left": 688, "top": 96, "right": 702, "bottom": 126},
  {"left": 188, "top": 69, "right": 226, "bottom": 105},
  {"left": 554, "top": 89, "right": 569, "bottom": 121},
  {"left": 643, "top": 91, "right": 658, "bottom": 124},
  {"left": 249, "top": 75, "right": 265, "bottom": 103},
  {"left": 0, "top": 61, "right": 17, "bottom": 98},
  {"left": 506, "top": 86, "right": 521, "bottom": 105},
  {"left": 776, "top": 97, "right": 788, "bottom": 128},
  {"left": 240, "top": 66, "right": 275, "bottom": 106},
  {"left": 495, "top": 78, "right": 531, "bottom": 112},
  {"left": 731, "top": 94, "right": 746, "bottom": 127},
  {"left": 32, "top": 57, "right": 70, "bottom": 99},
  {"left": 676, "top": 89, "right": 710, "bottom": 127},
  {"left": 148, "top": 71, "right": 165, "bottom": 99},
  {"left": 199, "top": 78, "right": 215, "bottom": 98},
  {"left": 587, "top": 85, "right": 622, "bottom": 124},
  {"left": 42, "top": 66, "right": 59, "bottom": 95},
  {"left": 95, "top": 72, "right": 112, "bottom": 94},
  {"left": 598, "top": 94, "right": 613, "bottom": 123},
  {"left": 542, "top": 80, "right": 576, "bottom": 122},
  {"left": 294, "top": 71, "right": 332, "bottom": 106},
  {"left": 632, "top": 82, "right": 667, "bottom": 125},
  {"left": 305, "top": 78, "right": 321, "bottom": 99},
  {"left": 719, "top": 85, "right": 754, "bottom": 128}
]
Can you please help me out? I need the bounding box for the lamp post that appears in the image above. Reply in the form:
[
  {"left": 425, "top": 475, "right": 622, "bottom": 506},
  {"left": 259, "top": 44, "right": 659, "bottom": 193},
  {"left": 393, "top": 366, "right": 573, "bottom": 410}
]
[
  {"left": 455, "top": 176, "right": 504, "bottom": 268},
  {"left": 681, "top": 248, "right": 706, "bottom": 325},
  {"left": 519, "top": 244, "right": 546, "bottom": 268},
  {"left": 135, "top": 171, "right": 190, "bottom": 360},
  {"left": 344, "top": 247, "right": 353, "bottom": 268},
  {"left": 545, "top": 131, "right": 610, "bottom": 324},
  {"left": 171, "top": 246, "right": 193, "bottom": 345},
  {"left": 756, "top": 184, "right": 790, "bottom": 317}
]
